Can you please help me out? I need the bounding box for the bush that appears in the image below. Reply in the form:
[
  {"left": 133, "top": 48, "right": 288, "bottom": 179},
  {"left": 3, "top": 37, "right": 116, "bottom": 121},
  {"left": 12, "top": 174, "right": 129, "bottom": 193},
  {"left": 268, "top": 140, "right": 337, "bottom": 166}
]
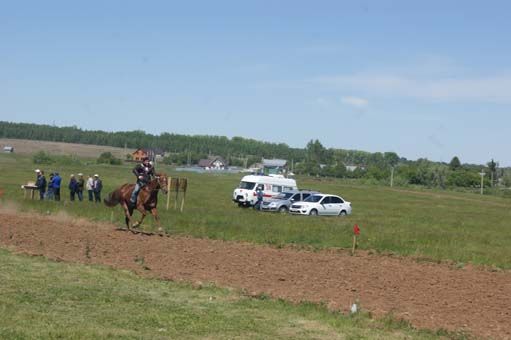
[
  {"left": 97, "top": 152, "right": 122, "bottom": 165},
  {"left": 32, "top": 151, "right": 54, "bottom": 164}
]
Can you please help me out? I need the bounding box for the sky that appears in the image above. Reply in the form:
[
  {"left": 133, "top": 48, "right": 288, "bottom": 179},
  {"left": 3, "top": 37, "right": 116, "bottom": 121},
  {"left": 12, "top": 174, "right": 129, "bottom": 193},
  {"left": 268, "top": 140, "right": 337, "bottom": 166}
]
[{"left": 1, "top": 0, "right": 510, "bottom": 166}]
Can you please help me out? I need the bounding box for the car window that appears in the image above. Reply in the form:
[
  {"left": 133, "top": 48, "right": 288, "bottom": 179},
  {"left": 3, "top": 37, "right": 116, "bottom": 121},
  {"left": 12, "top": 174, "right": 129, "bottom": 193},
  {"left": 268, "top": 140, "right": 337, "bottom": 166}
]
[
  {"left": 321, "top": 196, "right": 331, "bottom": 204},
  {"left": 240, "top": 181, "right": 255, "bottom": 189},
  {"left": 330, "top": 196, "right": 343, "bottom": 204},
  {"left": 277, "top": 192, "right": 293, "bottom": 199},
  {"left": 301, "top": 193, "right": 311, "bottom": 200},
  {"left": 305, "top": 195, "right": 323, "bottom": 203},
  {"left": 290, "top": 194, "right": 300, "bottom": 201}
]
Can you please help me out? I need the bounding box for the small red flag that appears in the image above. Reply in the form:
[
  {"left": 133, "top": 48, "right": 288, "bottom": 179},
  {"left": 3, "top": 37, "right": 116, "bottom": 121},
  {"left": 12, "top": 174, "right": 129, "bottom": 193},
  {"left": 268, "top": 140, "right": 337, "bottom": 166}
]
[{"left": 353, "top": 224, "right": 360, "bottom": 236}]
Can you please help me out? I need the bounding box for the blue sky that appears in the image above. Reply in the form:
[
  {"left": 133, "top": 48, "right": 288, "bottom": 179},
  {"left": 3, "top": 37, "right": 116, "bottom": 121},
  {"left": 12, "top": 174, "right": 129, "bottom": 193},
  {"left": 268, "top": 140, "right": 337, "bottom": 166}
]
[{"left": 1, "top": 1, "right": 510, "bottom": 165}]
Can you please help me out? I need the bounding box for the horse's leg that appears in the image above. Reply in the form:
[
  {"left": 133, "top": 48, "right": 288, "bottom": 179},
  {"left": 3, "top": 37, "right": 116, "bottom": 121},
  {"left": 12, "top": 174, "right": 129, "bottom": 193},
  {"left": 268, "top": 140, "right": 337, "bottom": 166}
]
[
  {"left": 122, "top": 202, "right": 133, "bottom": 229},
  {"left": 150, "top": 208, "right": 162, "bottom": 231},
  {"left": 132, "top": 206, "right": 147, "bottom": 228}
]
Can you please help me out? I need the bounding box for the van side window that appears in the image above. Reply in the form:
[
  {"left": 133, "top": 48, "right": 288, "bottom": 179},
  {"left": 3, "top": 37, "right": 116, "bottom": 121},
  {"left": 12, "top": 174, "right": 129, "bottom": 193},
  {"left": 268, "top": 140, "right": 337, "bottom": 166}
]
[
  {"left": 283, "top": 186, "right": 294, "bottom": 191},
  {"left": 272, "top": 185, "right": 282, "bottom": 193}
]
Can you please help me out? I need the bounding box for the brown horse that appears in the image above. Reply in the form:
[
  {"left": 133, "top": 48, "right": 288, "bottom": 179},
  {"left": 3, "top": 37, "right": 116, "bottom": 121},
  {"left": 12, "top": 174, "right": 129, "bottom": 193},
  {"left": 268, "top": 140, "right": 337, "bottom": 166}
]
[{"left": 104, "top": 173, "right": 168, "bottom": 229}]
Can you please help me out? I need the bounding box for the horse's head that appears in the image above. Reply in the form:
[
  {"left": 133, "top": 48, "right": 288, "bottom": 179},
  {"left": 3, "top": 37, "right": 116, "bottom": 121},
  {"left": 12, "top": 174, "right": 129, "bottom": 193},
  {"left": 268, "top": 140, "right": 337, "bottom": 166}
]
[{"left": 155, "top": 173, "right": 168, "bottom": 194}]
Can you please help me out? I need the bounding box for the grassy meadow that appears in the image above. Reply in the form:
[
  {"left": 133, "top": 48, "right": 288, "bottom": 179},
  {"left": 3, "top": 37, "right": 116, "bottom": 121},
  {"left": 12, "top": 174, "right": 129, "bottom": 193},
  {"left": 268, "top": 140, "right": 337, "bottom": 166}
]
[
  {"left": 1, "top": 152, "right": 510, "bottom": 269},
  {"left": 0, "top": 247, "right": 448, "bottom": 339}
]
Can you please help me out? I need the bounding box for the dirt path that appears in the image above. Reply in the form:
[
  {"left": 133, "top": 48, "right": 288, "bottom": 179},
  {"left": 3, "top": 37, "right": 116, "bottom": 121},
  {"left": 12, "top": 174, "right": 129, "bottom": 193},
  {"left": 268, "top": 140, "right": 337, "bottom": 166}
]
[{"left": 1, "top": 211, "right": 510, "bottom": 339}]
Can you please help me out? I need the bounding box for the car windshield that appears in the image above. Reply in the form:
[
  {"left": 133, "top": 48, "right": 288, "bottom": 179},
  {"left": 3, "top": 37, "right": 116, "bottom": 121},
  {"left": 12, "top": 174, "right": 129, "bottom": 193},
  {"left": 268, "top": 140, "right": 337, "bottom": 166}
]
[
  {"left": 276, "top": 192, "right": 294, "bottom": 200},
  {"left": 239, "top": 181, "right": 256, "bottom": 190},
  {"left": 304, "top": 195, "right": 323, "bottom": 203}
]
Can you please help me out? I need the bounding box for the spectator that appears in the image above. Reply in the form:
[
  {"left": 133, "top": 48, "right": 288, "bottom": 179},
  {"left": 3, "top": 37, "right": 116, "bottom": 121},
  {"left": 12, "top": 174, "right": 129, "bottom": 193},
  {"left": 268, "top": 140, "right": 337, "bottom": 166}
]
[
  {"left": 92, "top": 174, "right": 102, "bottom": 203},
  {"left": 46, "top": 173, "right": 55, "bottom": 200},
  {"left": 254, "top": 185, "right": 264, "bottom": 210},
  {"left": 86, "top": 175, "right": 94, "bottom": 202},
  {"left": 53, "top": 172, "right": 62, "bottom": 201},
  {"left": 68, "top": 174, "right": 78, "bottom": 201},
  {"left": 77, "top": 173, "right": 85, "bottom": 201},
  {"left": 35, "top": 169, "right": 46, "bottom": 200}
]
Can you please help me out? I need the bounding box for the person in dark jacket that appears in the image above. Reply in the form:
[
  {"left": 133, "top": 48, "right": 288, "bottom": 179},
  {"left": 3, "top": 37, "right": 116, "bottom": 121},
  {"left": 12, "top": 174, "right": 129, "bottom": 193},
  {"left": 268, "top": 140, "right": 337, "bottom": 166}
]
[
  {"left": 254, "top": 185, "right": 264, "bottom": 210},
  {"left": 46, "top": 173, "right": 55, "bottom": 200},
  {"left": 77, "top": 173, "right": 85, "bottom": 201},
  {"left": 35, "top": 169, "right": 47, "bottom": 200},
  {"left": 92, "top": 174, "right": 102, "bottom": 203},
  {"left": 129, "top": 157, "right": 155, "bottom": 205},
  {"left": 68, "top": 174, "right": 78, "bottom": 201},
  {"left": 53, "top": 172, "right": 62, "bottom": 201}
]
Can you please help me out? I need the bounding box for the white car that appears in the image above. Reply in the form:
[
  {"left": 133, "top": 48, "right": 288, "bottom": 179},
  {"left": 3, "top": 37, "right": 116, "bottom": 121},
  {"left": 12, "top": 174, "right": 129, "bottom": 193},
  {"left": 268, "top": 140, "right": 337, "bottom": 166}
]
[{"left": 289, "top": 194, "right": 352, "bottom": 216}]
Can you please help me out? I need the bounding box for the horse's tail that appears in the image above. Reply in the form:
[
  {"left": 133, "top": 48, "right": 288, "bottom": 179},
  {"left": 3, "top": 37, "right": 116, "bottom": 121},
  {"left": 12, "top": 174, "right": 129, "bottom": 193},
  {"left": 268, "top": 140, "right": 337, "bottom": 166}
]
[{"left": 104, "top": 190, "right": 121, "bottom": 207}]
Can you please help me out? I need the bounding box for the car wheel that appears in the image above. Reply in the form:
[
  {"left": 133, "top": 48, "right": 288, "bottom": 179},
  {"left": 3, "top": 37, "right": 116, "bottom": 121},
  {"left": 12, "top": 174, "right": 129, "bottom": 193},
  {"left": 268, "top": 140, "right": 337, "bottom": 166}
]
[
  {"left": 309, "top": 209, "right": 318, "bottom": 216},
  {"left": 339, "top": 210, "right": 347, "bottom": 216},
  {"left": 278, "top": 206, "right": 288, "bottom": 213}
]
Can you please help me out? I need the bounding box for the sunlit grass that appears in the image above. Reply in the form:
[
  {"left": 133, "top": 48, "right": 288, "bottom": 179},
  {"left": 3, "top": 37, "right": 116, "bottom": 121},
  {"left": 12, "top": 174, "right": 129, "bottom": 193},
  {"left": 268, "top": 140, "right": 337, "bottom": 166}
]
[{"left": 0, "top": 249, "right": 443, "bottom": 339}]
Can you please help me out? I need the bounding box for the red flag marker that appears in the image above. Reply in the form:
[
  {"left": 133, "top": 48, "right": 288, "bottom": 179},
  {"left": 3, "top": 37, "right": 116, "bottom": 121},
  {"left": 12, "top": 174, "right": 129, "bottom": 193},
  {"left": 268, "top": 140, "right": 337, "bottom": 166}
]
[
  {"left": 351, "top": 224, "right": 360, "bottom": 255},
  {"left": 353, "top": 224, "right": 360, "bottom": 235}
]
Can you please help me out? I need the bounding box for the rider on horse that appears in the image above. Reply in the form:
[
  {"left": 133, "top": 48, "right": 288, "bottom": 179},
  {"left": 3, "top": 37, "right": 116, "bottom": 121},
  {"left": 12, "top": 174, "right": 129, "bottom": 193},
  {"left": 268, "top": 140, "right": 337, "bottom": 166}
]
[{"left": 129, "top": 156, "right": 155, "bottom": 206}]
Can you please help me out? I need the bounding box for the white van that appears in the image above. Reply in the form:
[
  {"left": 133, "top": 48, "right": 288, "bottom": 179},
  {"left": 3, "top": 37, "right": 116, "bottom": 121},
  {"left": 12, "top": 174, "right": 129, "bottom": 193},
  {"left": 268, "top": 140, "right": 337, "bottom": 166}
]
[{"left": 232, "top": 174, "right": 298, "bottom": 207}]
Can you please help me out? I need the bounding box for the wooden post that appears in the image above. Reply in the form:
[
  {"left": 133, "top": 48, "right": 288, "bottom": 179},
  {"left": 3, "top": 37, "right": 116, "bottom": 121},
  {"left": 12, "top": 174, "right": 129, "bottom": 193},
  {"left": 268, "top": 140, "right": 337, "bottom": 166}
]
[
  {"left": 174, "top": 178, "right": 179, "bottom": 210},
  {"left": 351, "top": 235, "right": 357, "bottom": 255},
  {"left": 479, "top": 170, "right": 485, "bottom": 195},
  {"left": 166, "top": 176, "right": 171, "bottom": 211},
  {"left": 110, "top": 211, "right": 114, "bottom": 223},
  {"left": 180, "top": 190, "right": 186, "bottom": 212}
]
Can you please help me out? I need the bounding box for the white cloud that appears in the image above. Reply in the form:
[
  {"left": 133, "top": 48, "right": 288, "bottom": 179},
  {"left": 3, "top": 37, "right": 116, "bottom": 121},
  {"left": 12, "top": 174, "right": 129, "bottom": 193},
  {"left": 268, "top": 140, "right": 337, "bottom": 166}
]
[
  {"left": 340, "top": 96, "right": 369, "bottom": 108},
  {"left": 313, "top": 73, "right": 511, "bottom": 103}
]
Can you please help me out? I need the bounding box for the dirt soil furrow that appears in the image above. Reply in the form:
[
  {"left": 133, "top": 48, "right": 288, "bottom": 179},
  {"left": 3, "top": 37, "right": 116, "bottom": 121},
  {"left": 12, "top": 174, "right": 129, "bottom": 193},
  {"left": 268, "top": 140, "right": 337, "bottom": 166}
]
[{"left": 1, "top": 211, "right": 510, "bottom": 339}]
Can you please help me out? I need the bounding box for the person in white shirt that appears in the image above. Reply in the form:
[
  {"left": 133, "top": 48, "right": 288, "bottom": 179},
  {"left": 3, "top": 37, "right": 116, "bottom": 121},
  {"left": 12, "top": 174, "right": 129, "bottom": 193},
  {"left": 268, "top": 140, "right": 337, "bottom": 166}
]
[{"left": 86, "top": 175, "right": 94, "bottom": 202}]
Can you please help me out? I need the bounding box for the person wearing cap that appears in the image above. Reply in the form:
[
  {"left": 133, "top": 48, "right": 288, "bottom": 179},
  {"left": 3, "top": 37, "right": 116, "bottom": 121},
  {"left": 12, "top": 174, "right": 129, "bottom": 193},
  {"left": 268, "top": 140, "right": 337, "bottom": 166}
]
[
  {"left": 92, "top": 174, "right": 103, "bottom": 203},
  {"left": 68, "top": 174, "right": 78, "bottom": 201},
  {"left": 86, "top": 174, "right": 94, "bottom": 202},
  {"left": 53, "top": 172, "right": 62, "bottom": 201},
  {"left": 35, "top": 169, "right": 47, "bottom": 200},
  {"left": 129, "top": 156, "right": 155, "bottom": 206},
  {"left": 76, "top": 173, "right": 85, "bottom": 202}
]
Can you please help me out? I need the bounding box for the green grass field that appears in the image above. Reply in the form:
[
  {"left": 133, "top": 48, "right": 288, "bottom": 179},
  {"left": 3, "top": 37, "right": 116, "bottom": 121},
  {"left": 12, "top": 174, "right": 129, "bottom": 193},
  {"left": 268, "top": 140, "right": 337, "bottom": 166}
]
[
  {"left": 0, "top": 248, "right": 449, "bottom": 339},
  {"left": 1, "top": 152, "right": 510, "bottom": 269},
  {"left": 0, "top": 152, "right": 501, "bottom": 338}
]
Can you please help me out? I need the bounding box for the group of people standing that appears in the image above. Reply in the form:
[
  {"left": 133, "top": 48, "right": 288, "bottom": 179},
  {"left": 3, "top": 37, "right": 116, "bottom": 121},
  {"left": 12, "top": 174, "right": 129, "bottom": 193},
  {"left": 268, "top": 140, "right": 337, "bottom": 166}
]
[{"left": 35, "top": 170, "right": 103, "bottom": 203}]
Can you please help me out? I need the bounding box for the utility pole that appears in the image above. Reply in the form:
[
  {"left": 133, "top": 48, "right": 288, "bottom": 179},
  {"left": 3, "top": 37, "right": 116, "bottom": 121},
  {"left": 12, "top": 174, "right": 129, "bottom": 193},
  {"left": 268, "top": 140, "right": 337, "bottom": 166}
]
[
  {"left": 390, "top": 166, "right": 395, "bottom": 187},
  {"left": 479, "top": 169, "right": 486, "bottom": 195}
]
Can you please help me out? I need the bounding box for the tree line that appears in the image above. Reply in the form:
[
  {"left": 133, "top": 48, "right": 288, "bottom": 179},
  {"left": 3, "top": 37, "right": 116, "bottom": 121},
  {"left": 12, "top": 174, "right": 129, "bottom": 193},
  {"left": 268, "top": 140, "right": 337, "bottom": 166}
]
[{"left": 1, "top": 121, "right": 508, "bottom": 191}]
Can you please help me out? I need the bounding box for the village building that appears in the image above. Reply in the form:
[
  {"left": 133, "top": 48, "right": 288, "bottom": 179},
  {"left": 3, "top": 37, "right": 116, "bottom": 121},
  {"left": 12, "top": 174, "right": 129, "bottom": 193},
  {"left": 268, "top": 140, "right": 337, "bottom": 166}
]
[
  {"left": 197, "top": 156, "right": 227, "bottom": 170},
  {"left": 262, "top": 158, "right": 287, "bottom": 175},
  {"left": 131, "top": 148, "right": 165, "bottom": 162}
]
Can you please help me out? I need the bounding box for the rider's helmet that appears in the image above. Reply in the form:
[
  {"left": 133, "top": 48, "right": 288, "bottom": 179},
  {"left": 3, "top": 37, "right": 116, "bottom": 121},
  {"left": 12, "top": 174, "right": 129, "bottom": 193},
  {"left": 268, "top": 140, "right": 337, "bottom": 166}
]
[{"left": 142, "top": 156, "right": 150, "bottom": 162}]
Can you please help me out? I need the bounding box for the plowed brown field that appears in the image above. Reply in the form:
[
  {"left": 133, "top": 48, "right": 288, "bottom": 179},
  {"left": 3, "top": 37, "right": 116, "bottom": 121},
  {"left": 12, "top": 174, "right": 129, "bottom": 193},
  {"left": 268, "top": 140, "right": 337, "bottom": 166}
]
[{"left": 1, "top": 210, "right": 510, "bottom": 339}]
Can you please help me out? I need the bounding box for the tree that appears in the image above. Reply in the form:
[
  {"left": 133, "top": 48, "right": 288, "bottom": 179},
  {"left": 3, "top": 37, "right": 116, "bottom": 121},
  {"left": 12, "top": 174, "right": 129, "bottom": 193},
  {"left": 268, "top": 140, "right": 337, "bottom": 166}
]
[
  {"left": 449, "top": 156, "right": 461, "bottom": 170},
  {"left": 487, "top": 159, "right": 498, "bottom": 187}
]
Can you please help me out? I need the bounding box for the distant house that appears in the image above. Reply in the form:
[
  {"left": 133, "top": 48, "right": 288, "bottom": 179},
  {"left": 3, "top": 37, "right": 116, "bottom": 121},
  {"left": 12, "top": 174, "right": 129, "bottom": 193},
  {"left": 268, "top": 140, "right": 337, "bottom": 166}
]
[
  {"left": 198, "top": 157, "right": 227, "bottom": 170},
  {"left": 131, "top": 148, "right": 156, "bottom": 162},
  {"left": 345, "top": 165, "right": 358, "bottom": 172},
  {"left": 3, "top": 146, "right": 14, "bottom": 153},
  {"left": 262, "top": 158, "right": 287, "bottom": 175},
  {"left": 131, "top": 148, "right": 167, "bottom": 162}
]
